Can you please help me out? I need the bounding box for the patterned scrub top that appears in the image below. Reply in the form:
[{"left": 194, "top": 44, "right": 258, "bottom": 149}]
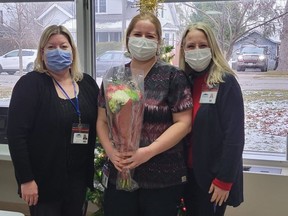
[{"left": 98, "top": 60, "right": 193, "bottom": 189}]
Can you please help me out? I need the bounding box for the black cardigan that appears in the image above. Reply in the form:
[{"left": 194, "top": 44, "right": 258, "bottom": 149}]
[
  {"left": 189, "top": 74, "right": 245, "bottom": 207},
  {"left": 7, "top": 71, "right": 99, "bottom": 202}
]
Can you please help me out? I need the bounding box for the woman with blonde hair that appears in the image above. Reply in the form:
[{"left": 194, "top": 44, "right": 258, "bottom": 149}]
[
  {"left": 179, "top": 22, "right": 244, "bottom": 216},
  {"left": 97, "top": 12, "right": 193, "bottom": 216},
  {"left": 8, "top": 25, "right": 99, "bottom": 216}
]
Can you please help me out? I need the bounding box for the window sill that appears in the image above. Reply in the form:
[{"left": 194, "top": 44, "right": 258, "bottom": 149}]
[
  {"left": 1, "top": 144, "right": 288, "bottom": 171},
  {"left": 243, "top": 151, "right": 287, "bottom": 162},
  {"left": 243, "top": 151, "right": 288, "bottom": 176},
  {"left": 0, "top": 144, "right": 10, "bottom": 161}
]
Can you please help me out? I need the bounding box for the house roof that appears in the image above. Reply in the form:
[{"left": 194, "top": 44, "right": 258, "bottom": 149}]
[
  {"left": 236, "top": 30, "right": 280, "bottom": 45},
  {"left": 36, "top": 3, "right": 73, "bottom": 21},
  {"left": 163, "top": 22, "right": 178, "bottom": 31}
]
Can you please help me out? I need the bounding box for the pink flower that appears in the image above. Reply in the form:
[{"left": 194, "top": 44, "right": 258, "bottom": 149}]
[{"left": 103, "top": 67, "right": 144, "bottom": 191}]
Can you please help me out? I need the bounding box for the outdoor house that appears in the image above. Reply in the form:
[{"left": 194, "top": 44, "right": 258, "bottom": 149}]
[
  {"left": 232, "top": 31, "right": 280, "bottom": 70},
  {"left": 95, "top": 0, "right": 179, "bottom": 56},
  {"left": 35, "top": 3, "right": 76, "bottom": 40},
  {"left": 0, "top": 2, "right": 75, "bottom": 55}
]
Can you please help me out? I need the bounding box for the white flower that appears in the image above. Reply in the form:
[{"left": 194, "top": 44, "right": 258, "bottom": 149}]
[{"left": 108, "top": 90, "right": 130, "bottom": 113}]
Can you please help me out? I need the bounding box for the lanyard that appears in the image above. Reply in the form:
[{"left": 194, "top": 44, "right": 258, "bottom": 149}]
[{"left": 54, "top": 78, "right": 81, "bottom": 124}]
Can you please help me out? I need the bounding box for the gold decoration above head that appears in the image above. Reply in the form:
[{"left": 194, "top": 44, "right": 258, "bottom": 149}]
[{"left": 134, "top": 0, "right": 164, "bottom": 15}]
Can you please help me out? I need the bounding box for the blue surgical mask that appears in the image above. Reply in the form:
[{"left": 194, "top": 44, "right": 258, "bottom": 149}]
[{"left": 45, "top": 48, "right": 72, "bottom": 72}]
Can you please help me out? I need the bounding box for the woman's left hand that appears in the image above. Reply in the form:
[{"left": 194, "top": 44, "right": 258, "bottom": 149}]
[
  {"left": 209, "top": 183, "right": 230, "bottom": 206},
  {"left": 122, "top": 147, "right": 152, "bottom": 169}
]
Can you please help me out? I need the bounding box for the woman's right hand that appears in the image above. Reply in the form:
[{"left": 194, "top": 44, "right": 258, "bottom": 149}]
[
  {"left": 21, "top": 180, "right": 38, "bottom": 206},
  {"left": 107, "top": 148, "right": 130, "bottom": 172}
]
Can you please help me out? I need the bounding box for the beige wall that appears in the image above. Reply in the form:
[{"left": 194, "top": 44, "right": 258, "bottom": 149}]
[
  {"left": 1, "top": 149, "right": 288, "bottom": 216},
  {"left": 0, "top": 160, "right": 23, "bottom": 203},
  {"left": 226, "top": 172, "right": 288, "bottom": 216},
  {"left": 0, "top": 159, "right": 98, "bottom": 215}
]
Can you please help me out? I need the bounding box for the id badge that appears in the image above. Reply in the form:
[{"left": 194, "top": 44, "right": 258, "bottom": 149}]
[
  {"left": 199, "top": 84, "right": 219, "bottom": 104},
  {"left": 102, "top": 163, "right": 110, "bottom": 188},
  {"left": 71, "top": 123, "right": 90, "bottom": 144}
]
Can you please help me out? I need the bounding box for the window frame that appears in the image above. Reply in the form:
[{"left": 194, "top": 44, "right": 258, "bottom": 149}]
[
  {"left": 158, "top": 0, "right": 288, "bottom": 164},
  {"left": 0, "top": 0, "right": 287, "bottom": 166}
]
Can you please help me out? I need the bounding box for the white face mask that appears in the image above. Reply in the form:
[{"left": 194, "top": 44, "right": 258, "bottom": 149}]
[
  {"left": 128, "top": 37, "right": 158, "bottom": 61},
  {"left": 184, "top": 48, "right": 212, "bottom": 72}
]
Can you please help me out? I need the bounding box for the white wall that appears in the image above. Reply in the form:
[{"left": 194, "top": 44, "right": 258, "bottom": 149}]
[{"left": 106, "top": 0, "right": 123, "bottom": 14}]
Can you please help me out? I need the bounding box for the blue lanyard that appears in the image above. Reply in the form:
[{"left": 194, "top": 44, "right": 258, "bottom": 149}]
[{"left": 54, "top": 78, "right": 81, "bottom": 124}]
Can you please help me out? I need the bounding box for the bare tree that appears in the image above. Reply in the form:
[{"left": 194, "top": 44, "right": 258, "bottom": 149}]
[
  {"left": 276, "top": 0, "right": 288, "bottom": 71},
  {"left": 2, "top": 3, "right": 45, "bottom": 74},
  {"left": 175, "top": 0, "right": 286, "bottom": 61}
]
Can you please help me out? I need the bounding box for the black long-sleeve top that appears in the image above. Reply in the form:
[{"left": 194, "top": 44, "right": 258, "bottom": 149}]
[
  {"left": 7, "top": 71, "right": 99, "bottom": 202},
  {"left": 187, "top": 73, "right": 245, "bottom": 207}
]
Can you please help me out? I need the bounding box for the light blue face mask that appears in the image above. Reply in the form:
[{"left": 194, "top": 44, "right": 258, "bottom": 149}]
[{"left": 45, "top": 48, "right": 72, "bottom": 72}]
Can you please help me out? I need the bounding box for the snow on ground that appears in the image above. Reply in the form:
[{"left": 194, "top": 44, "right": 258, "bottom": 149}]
[
  {"left": 1, "top": 76, "right": 287, "bottom": 154},
  {"left": 244, "top": 91, "right": 287, "bottom": 153}
]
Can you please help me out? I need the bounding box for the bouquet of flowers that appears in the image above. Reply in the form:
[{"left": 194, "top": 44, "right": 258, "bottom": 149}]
[{"left": 103, "top": 66, "right": 144, "bottom": 191}]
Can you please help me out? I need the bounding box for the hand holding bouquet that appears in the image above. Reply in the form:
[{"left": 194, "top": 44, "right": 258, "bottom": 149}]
[{"left": 103, "top": 66, "right": 144, "bottom": 191}]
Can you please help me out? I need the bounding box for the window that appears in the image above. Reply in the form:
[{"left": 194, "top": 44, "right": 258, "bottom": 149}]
[
  {"left": 97, "top": 32, "right": 109, "bottom": 42},
  {"left": 109, "top": 32, "right": 121, "bottom": 42},
  {"left": 176, "top": 0, "right": 287, "bottom": 159},
  {"left": 5, "top": 51, "right": 18, "bottom": 58},
  {"left": 22, "top": 50, "right": 35, "bottom": 56},
  {"left": 0, "top": 0, "right": 78, "bottom": 145},
  {"left": 0, "top": 1, "right": 76, "bottom": 96},
  {"left": 164, "top": 33, "right": 170, "bottom": 45},
  {"left": 94, "top": 0, "right": 288, "bottom": 161},
  {"left": 96, "top": 32, "right": 121, "bottom": 42},
  {"left": 96, "top": 0, "right": 106, "bottom": 13},
  {"left": 0, "top": 0, "right": 286, "bottom": 162},
  {"left": 0, "top": 10, "right": 3, "bottom": 25}
]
